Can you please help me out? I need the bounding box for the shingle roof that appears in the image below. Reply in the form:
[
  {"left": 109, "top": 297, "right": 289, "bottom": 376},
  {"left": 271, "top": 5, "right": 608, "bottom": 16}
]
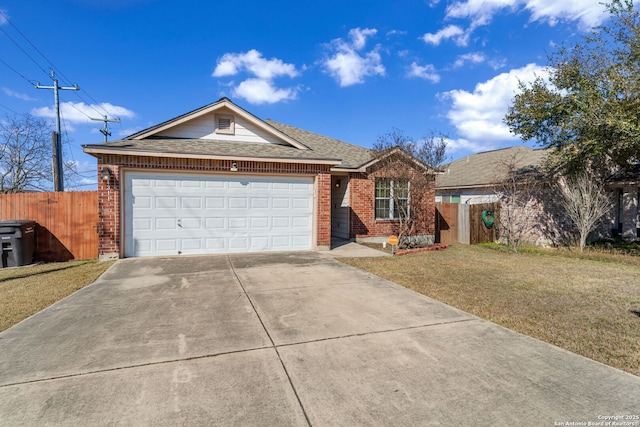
[
  {"left": 265, "top": 120, "right": 373, "bottom": 168},
  {"left": 437, "top": 146, "right": 548, "bottom": 189},
  {"left": 83, "top": 119, "right": 374, "bottom": 169}
]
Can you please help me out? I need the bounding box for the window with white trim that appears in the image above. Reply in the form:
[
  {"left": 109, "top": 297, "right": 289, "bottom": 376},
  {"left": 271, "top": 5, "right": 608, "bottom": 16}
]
[
  {"left": 375, "top": 178, "right": 410, "bottom": 220},
  {"left": 215, "top": 114, "right": 235, "bottom": 135}
]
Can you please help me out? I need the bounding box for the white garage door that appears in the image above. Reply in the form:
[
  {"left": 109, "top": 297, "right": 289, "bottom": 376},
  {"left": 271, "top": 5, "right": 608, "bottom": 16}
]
[{"left": 124, "top": 172, "right": 314, "bottom": 257}]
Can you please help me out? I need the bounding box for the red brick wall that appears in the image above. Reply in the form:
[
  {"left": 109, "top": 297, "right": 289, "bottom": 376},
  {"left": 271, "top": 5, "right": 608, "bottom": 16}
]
[
  {"left": 349, "top": 165, "right": 436, "bottom": 239},
  {"left": 98, "top": 164, "right": 120, "bottom": 258},
  {"left": 317, "top": 172, "right": 332, "bottom": 248},
  {"left": 96, "top": 155, "right": 332, "bottom": 257}
]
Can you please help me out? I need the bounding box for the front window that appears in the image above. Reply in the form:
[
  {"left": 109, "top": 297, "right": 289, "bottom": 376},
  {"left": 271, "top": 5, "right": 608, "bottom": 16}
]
[{"left": 375, "top": 178, "right": 409, "bottom": 220}]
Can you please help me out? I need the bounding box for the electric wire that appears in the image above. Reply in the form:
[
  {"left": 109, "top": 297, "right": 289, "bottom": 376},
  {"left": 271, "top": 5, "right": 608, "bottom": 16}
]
[
  {"left": 0, "top": 10, "right": 120, "bottom": 121},
  {"left": 0, "top": 25, "right": 50, "bottom": 79},
  {"left": 0, "top": 57, "right": 37, "bottom": 85}
]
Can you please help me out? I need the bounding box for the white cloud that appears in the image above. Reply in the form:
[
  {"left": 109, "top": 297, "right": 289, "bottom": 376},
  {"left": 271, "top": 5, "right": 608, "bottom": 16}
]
[
  {"left": 322, "top": 28, "right": 386, "bottom": 87},
  {"left": 446, "top": 137, "right": 498, "bottom": 153},
  {"left": 233, "top": 78, "right": 299, "bottom": 105},
  {"left": 407, "top": 62, "right": 440, "bottom": 83},
  {"left": 523, "top": 0, "right": 607, "bottom": 29},
  {"left": 32, "top": 102, "right": 135, "bottom": 127},
  {"left": 212, "top": 49, "right": 299, "bottom": 80},
  {"left": 422, "top": 25, "right": 469, "bottom": 46},
  {"left": 441, "top": 63, "right": 548, "bottom": 148},
  {"left": 212, "top": 49, "right": 300, "bottom": 104},
  {"left": 453, "top": 52, "right": 486, "bottom": 68},
  {"left": 2, "top": 87, "right": 35, "bottom": 101},
  {"left": 0, "top": 10, "right": 8, "bottom": 25},
  {"left": 424, "top": 0, "right": 608, "bottom": 52},
  {"left": 349, "top": 28, "right": 378, "bottom": 50},
  {"left": 446, "top": 0, "right": 608, "bottom": 29}
]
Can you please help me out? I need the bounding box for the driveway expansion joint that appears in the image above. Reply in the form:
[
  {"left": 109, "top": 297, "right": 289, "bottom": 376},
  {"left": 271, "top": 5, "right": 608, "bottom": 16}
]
[
  {"left": 273, "top": 318, "right": 479, "bottom": 349},
  {"left": 227, "top": 256, "right": 313, "bottom": 427}
]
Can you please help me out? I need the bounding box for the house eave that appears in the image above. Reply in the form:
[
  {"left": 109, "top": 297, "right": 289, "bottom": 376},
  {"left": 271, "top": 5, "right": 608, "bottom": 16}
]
[
  {"left": 82, "top": 146, "right": 341, "bottom": 166},
  {"left": 128, "top": 98, "right": 311, "bottom": 151}
]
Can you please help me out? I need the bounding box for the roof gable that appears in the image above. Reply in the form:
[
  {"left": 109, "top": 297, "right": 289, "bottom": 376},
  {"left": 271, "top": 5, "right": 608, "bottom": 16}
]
[
  {"left": 128, "top": 98, "right": 309, "bottom": 150},
  {"left": 358, "top": 147, "right": 433, "bottom": 174}
]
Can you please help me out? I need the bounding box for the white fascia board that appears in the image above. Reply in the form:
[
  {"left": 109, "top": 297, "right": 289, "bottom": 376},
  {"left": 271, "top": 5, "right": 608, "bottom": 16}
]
[
  {"left": 82, "top": 146, "right": 340, "bottom": 165},
  {"left": 130, "top": 100, "right": 309, "bottom": 150}
]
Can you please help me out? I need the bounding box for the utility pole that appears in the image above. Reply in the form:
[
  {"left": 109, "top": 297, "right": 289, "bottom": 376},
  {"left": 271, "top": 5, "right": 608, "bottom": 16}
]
[
  {"left": 35, "top": 71, "right": 79, "bottom": 192},
  {"left": 90, "top": 115, "right": 120, "bottom": 142}
]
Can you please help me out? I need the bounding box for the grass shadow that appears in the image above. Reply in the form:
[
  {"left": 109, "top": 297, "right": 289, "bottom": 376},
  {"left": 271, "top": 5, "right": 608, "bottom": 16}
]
[{"left": 0, "top": 262, "right": 91, "bottom": 284}]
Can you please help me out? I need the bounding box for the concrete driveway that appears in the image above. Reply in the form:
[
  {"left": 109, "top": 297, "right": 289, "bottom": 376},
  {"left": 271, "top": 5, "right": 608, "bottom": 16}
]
[{"left": 0, "top": 252, "right": 638, "bottom": 426}]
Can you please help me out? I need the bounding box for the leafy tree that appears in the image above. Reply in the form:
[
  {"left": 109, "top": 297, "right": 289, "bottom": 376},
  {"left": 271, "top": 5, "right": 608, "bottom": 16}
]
[{"left": 505, "top": 0, "right": 640, "bottom": 174}]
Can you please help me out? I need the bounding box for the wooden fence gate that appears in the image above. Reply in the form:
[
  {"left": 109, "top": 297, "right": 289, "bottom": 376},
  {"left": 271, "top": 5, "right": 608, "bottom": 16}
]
[
  {"left": 436, "top": 202, "right": 499, "bottom": 245},
  {"left": 0, "top": 191, "right": 98, "bottom": 261}
]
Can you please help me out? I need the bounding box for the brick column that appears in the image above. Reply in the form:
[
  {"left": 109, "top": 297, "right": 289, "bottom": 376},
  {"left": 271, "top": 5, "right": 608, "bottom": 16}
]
[
  {"left": 97, "top": 163, "right": 120, "bottom": 260},
  {"left": 317, "top": 172, "right": 332, "bottom": 249},
  {"left": 621, "top": 186, "right": 638, "bottom": 240}
]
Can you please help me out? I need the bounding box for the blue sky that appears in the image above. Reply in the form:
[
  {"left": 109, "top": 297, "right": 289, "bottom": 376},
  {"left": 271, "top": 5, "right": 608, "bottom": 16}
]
[{"left": 0, "top": 0, "right": 610, "bottom": 189}]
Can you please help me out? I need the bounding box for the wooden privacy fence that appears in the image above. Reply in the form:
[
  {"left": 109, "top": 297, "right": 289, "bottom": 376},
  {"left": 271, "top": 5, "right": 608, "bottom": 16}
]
[
  {"left": 0, "top": 191, "right": 98, "bottom": 261},
  {"left": 436, "top": 202, "right": 499, "bottom": 245}
]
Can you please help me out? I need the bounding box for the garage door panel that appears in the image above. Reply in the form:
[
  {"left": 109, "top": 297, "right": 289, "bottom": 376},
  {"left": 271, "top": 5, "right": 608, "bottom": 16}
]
[
  {"left": 155, "top": 218, "right": 178, "bottom": 230},
  {"left": 181, "top": 238, "right": 202, "bottom": 251},
  {"left": 251, "top": 198, "right": 269, "bottom": 209},
  {"left": 205, "top": 197, "right": 225, "bottom": 209},
  {"left": 293, "top": 198, "right": 311, "bottom": 209},
  {"left": 250, "top": 236, "right": 269, "bottom": 250},
  {"left": 181, "top": 197, "right": 202, "bottom": 209},
  {"left": 251, "top": 217, "right": 269, "bottom": 229},
  {"left": 156, "top": 239, "right": 178, "bottom": 252},
  {"left": 293, "top": 217, "right": 310, "bottom": 228},
  {"left": 125, "top": 172, "right": 313, "bottom": 257},
  {"left": 229, "top": 236, "right": 249, "bottom": 250},
  {"left": 205, "top": 217, "right": 225, "bottom": 229},
  {"left": 181, "top": 217, "right": 202, "bottom": 229},
  {"left": 229, "top": 217, "right": 248, "bottom": 229},
  {"left": 229, "top": 198, "right": 248, "bottom": 209},
  {"left": 272, "top": 198, "right": 290, "bottom": 209},
  {"left": 156, "top": 197, "right": 177, "bottom": 209}
]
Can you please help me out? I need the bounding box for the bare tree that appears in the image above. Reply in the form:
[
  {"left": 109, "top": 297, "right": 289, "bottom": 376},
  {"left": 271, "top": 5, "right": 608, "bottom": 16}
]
[
  {"left": 0, "top": 114, "right": 53, "bottom": 193},
  {"left": 372, "top": 128, "right": 444, "bottom": 248},
  {"left": 557, "top": 171, "right": 613, "bottom": 251},
  {"left": 494, "top": 150, "right": 542, "bottom": 252},
  {"left": 373, "top": 128, "right": 449, "bottom": 170}
]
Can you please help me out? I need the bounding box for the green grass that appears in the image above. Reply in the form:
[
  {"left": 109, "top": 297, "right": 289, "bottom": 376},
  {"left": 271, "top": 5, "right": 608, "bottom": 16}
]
[
  {"left": 341, "top": 244, "right": 640, "bottom": 376},
  {"left": 0, "top": 260, "right": 115, "bottom": 332}
]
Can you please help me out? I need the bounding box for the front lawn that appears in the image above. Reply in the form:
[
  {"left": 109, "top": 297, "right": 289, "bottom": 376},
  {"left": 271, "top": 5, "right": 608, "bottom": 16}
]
[
  {"left": 341, "top": 244, "right": 640, "bottom": 376},
  {"left": 0, "top": 260, "right": 115, "bottom": 332}
]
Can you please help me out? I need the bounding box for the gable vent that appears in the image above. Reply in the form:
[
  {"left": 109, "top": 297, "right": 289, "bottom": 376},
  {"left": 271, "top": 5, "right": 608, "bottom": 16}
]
[
  {"left": 215, "top": 114, "right": 235, "bottom": 135},
  {"left": 218, "top": 117, "right": 231, "bottom": 130}
]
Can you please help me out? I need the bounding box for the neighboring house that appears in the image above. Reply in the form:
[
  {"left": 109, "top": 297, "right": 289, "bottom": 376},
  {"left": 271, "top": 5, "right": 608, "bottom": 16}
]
[
  {"left": 436, "top": 146, "right": 639, "bottom": 245},
  {"left": 82, "top": 98, "right": 436, "bottom": 259},
  {"left": 436, "top": 146, "right": 547, "bottom": 205}
]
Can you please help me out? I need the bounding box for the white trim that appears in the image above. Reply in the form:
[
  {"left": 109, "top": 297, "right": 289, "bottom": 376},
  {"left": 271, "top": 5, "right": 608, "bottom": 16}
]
[
  {"left": 83, "top": 147, "right": 341, "bottom": 165},
  {"left": 130, "top": 99, "right": 310, "bottom": 150}
]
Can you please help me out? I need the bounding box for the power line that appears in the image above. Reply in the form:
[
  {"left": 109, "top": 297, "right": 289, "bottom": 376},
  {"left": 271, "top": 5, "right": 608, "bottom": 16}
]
[
  {"left": 0, "top": 10, "right": 73, "bottom": 87},
  {"left": 0, "top": 57, "right": 37, "bottom": 85},
  {"left": 0, "top": 24, "right": 49, "bottom": 79},
  {"left": 0, "top": 10, "right": 120, "bottom": 122},
  {"left": 0, "top": 103, "right": 21, "bottom": 115}
]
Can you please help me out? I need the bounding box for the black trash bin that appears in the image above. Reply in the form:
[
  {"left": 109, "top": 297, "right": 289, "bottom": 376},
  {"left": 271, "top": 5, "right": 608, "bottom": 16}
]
[{"left": 0, "top": 220, "right": 36, "bottom": 268}]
